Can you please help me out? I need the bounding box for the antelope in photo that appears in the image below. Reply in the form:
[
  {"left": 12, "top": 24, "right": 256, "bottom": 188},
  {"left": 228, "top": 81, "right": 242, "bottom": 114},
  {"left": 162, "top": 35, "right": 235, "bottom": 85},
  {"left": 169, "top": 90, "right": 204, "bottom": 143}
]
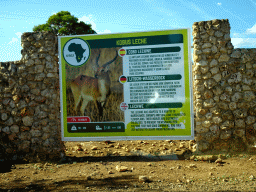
[{"left": 70, "top": 49, "right": 118, "bottom": 116}]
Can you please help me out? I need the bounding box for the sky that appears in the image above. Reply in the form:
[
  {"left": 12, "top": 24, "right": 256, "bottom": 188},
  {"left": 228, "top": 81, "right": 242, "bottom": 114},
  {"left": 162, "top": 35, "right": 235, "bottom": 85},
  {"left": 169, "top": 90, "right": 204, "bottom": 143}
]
[{"left": 0, "top": 0, "right": 256, "bottom": 62}]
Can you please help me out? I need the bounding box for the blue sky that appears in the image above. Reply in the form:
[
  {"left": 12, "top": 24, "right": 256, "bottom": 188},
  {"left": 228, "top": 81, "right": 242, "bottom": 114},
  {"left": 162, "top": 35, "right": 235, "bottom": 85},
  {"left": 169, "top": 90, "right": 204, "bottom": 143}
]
[{"left": 0, "top": 0, "right": 256, "bottom": 62}]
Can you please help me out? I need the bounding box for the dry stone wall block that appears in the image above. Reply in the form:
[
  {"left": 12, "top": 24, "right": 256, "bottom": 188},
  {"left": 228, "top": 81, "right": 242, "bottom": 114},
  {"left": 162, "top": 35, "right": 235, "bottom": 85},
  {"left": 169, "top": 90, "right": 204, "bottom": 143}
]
[
  {"left": 2, "top": 126, "right": 10, "bottom": 134},
  {"left": 235, "top": 119, "right": 245, "bottom": 128},
  {"left": 210, "top": 67, "right": 219, "bottom": 75},
  {"left": 10, "top": 125, "right": 19, "bottom": 133},
  {"left": 22, "top": 116, "right": 33, "bottom": 126},
  {"left": 218, "top": 102, "right": 229, "bottom": 110},
  {"left": 1, "top": 113, "right": 8, "bottom": 121},
  {"left": 209, "top": 125, "right": 219, "bottom": 133},
  {"left": 246, "top": 116, "right": 256, "bottom": 125},
  {"left": 204, "top": 90, "right": 213, "bottom": 99},
  {"left": 203, "top": 99, "right": 215, "bottom": 108},
  {"left": 204, "top": 79, "right": 217, "bottom": 89},
  {"left": 233, "top": 109, "right": 248, "bottom": 118},
  {"left": 244, "top": 91, "right": 255, "bottom": 102},
  {"left": 220, "top": 93, "right": 230, "bottom": 102},
  {"left": 212, "top": 117, "right": 222, "bottom": 125},
  {"left": 218, "top": 54, "right": 230, "bottom": 62},
  {"left": 215, "top": 31, "right": 223, "bottom": 37},
  {"left": 202, "top": 120, "right": 212, "bottom": 128},
  {"left": 220, "top": 121, "right": 234, "bottom": 129},
  {"left": 196, "top": 140, "right": 210, "bottom": 151},
  {"left": 203, "top": 132, "right": 219, "bottom": 143},
  {"left": 231, "top": 92, "right": 242, "bottom": 102},
  {"left": 229, "top": 102, "right": 237, "bottom": 110},
  {"left": 220, "top": 130, "right": 232, "bottom": 140},
  {"left": 18, "top": 141, "right": 30, "bottom": 152},
  {"left": 5, "top": 117, "right": 14, "bottom": 126},
  {"left": 200, "top": 66, "right": 209, "bottom": 74},
  {"left": 30, "top": 129, "right": 42, "bottom": 137}
]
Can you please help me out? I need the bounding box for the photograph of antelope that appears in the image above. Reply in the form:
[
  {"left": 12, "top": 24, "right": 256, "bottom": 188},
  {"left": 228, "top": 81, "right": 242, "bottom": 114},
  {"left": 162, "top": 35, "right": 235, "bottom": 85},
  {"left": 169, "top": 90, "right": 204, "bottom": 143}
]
[{"left": 65, "top": 47, "right": 124, "bottom": 122}]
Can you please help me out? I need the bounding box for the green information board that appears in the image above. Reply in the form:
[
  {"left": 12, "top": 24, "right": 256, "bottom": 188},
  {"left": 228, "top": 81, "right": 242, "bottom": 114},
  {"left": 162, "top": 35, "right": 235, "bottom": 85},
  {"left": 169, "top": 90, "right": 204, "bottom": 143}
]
[{"left": 58, "top": 29, "right": 194, "bottom": 141}]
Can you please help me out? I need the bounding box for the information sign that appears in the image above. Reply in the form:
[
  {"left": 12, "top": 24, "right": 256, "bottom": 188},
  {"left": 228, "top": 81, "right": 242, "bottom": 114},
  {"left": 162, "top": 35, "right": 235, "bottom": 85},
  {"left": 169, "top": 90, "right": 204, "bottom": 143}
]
[{"left": 58, "top": 29, "right": 193, "bottom": 141}]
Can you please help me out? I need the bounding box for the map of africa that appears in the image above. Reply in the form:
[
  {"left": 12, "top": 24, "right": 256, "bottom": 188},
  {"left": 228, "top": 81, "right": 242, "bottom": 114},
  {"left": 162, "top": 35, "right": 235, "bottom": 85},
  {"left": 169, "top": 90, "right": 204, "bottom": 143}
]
[{"left": 68, "top": 43, "right": 86, "bottom": 63}]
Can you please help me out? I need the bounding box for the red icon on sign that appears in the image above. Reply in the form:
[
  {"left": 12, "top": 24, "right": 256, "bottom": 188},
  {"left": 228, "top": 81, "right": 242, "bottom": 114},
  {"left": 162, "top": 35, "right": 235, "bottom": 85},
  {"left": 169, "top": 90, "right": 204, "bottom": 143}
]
[
  {"left": 67, "top": 117, "right": 91, "bottom": 122},
  {"left": 119, "top": 49, "right": 126, "bottom": 57},
  {"left": 120, "top": 102, "right": 128, "bottom": 111}
]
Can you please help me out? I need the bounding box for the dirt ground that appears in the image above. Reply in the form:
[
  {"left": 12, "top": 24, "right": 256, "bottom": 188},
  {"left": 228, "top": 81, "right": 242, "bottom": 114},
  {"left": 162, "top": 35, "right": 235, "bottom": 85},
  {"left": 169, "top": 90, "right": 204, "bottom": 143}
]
[{"left": 1, "top": 140, "right": 256, "bottom": 191}]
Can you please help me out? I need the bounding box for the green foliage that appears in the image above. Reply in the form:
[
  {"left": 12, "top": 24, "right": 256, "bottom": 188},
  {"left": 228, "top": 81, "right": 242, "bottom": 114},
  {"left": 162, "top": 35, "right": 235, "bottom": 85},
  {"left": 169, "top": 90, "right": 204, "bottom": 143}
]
[{"left": 33, "top": 11, "right": 97, "bottom": 36}]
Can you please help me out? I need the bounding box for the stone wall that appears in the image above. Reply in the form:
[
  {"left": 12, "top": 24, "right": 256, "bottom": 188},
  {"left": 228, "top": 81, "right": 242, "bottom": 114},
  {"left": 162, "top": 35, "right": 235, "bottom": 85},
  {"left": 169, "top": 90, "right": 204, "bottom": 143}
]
[
  {"left": 192, "top": 19, "right": 256, "bottom": 154},
  {"left": 1, "top": 19, "right": 256, "bottom": 162},
  {"left": 0, "top": 31, "right": 65, "bottom": 162}
]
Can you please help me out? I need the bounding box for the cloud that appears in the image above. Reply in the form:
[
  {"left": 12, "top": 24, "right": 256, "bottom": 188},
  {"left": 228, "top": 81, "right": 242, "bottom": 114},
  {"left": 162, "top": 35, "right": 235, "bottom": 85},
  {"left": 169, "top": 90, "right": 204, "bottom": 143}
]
[
  {"left": 78, "top": 15, "right": 96, "bottom": 31},
  {"left": 217, "top": 3, "right": 222, "bottom": 6},
  {"left": 231, "top": 38, "right": 256, "bottom": 48},
  {"left": 246, "top": 24, "right": 256, "bottom": 34},
  {"left": 97, "top": 29, "right": 112, "bottom": 34},
  {"left": 231, "top": 23, "right": 256, "bottom": 48},
  {"left": 7, "top": 37, "right": 18, "bottom": 45}
]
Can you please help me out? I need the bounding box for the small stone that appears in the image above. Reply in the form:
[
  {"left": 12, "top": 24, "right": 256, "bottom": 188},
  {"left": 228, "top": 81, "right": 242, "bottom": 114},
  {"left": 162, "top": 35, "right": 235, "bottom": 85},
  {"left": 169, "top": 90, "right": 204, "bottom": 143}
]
[
  {"left": 215, "top": 31, "right": 223, "bottom": 37},
  {"left": 198, "top": 60, "right": 208, "bottom": 66},
  {"left": 139, "top": 176, "right": 149, "bottom": 183},
  {"left": 116, "top": 165, "right": 128, "bottom": 172},
  {"left": 215, "top": 158, "right": 222, "bottom": 163},
  {"left": 147, "top": 163, "right": 152, "bottom": 166},
  {"left": 218, "top": 54, "right": 230, "bottom": 62},
  {"left": 210, "top": 59, "right": 218, "bottom": 67},
  {"left": 108, "top": 171, "right": 113, "bottom": 174},
  {"left": 202, "top": 43, "right": 212, "bottom": 49},
  {"left": 177, "top": 179, "right": 182, "bottom": 183},
  {"left": 188, "top": 164, "right": 197, "bottom": 168},
  {"left": 2, "top": 126, "right": 10, "bottom": 134},
  {"left": 249, "top": 175, "right": 255, "bottom": 180},
  {"left": 1, "top": 113, "right": 8, "bottom": 121},
  {"left": 22, "top": 116, "right": 33, "bottom": 126},
  {"left": 91, "top": 146, "right": 98, "bottom": 150},
  {"left": 209, "top": 172, "right": 213, "bottom": 176},
  {"left": 212, "top": 73, "right": 222, "bottom": 82},
  {"left": 231, "top": 50, "right": 241, "bottom": 58},
  {"left": 10, "top": 125, "right": 19, "bottom": 133}
]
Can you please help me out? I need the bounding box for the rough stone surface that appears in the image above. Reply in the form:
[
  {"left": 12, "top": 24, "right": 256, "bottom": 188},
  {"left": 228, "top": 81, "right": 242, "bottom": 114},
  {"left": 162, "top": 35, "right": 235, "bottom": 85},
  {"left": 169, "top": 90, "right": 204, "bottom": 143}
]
[
  {"left": 192, "top": 19, "right": 256, "bottom": 153},
  {"left": 0, "top": 31, "right": 65, "bottom": 163}
]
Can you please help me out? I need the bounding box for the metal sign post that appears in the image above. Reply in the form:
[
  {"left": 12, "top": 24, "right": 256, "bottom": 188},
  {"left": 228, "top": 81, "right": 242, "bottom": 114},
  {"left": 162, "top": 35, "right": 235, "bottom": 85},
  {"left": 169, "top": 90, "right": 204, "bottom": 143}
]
[{"left": 58, "top": 29, "right": 193, "bottom": 141}]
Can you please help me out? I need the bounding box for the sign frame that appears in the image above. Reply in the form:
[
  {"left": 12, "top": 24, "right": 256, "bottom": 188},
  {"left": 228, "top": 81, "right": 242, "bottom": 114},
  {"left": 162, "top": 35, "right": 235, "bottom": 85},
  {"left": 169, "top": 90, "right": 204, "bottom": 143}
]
[{"left": 58, "top": 28, "right": 194, "bottom": 141}]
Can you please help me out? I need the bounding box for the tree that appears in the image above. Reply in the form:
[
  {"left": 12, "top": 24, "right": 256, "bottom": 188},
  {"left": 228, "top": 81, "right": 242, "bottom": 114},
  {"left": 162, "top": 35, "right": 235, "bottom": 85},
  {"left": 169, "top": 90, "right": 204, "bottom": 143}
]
[{"left": 33, "top": 11, "right": 97, "bottom": 36}]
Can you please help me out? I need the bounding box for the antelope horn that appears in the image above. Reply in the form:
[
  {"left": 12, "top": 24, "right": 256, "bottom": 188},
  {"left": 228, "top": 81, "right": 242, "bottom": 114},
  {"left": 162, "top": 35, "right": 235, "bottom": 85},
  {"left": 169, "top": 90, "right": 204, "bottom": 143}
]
[
  {"left": 101, "top": 50, "right": 118, "bottom": 68},
  {"left": 95, "top": 49, "right": 101, "bottom": 68}
]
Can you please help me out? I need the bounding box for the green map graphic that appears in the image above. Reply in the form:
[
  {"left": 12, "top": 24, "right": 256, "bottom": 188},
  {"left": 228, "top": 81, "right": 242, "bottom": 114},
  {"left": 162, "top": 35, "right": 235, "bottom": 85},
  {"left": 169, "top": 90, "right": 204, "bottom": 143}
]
[{"left": 68, "top": 43, "right": 86, "bottom": 62}]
